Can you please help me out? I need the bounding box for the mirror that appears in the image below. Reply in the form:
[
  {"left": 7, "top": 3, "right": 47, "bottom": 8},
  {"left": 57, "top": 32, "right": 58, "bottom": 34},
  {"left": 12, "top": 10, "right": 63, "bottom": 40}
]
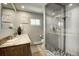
[
  {"left": 0, "top": 3, "right": 17, "bottom": 39},
  {"left": 1, "top": 3, "right": 16, "bottom": 29}
]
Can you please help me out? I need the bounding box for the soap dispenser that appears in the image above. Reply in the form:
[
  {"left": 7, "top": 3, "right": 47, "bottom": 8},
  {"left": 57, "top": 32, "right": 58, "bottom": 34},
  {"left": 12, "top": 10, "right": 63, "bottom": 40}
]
[{"left": 17, "top": 26, "right": 22, "bottom": 35}]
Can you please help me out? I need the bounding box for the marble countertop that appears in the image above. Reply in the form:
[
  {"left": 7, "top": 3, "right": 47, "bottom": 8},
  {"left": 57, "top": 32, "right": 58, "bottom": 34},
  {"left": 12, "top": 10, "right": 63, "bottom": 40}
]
[
  {"left": 0, "top": 29, "right": 14, "bottom": 40},
  {"left": 0, "top": 34, "right": 31, "bottom": 48}
]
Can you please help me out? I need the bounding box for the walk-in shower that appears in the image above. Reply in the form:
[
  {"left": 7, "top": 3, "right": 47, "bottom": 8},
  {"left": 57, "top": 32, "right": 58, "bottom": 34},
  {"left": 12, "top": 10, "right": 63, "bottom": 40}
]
[
  {"left": 45, "top": 3, "right": 68, "bottom": 56},
  {"left": 45, "top": 3, "right": 79, "bottom": 56}
]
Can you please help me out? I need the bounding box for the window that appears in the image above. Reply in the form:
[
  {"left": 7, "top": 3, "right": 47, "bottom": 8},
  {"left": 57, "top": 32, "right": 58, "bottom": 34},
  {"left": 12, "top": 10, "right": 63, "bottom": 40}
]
[
  {"left": 31, "top": 19, "right": 36, "bottom": 25},
  {"left": 31, "top": 19, "right": 40, "bottom": 26}
]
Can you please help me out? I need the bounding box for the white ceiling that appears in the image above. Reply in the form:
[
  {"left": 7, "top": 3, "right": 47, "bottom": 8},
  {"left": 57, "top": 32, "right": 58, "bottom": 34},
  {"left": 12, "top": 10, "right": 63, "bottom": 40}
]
[
  {"left": 2, "top": 3, "right": 70, "bottom": 15},
  {"left": 15, "top": 3, "right": 46, "bottom": 14},
  {"left": 2, "top": 3, "right": 47, "bottom": 14}
]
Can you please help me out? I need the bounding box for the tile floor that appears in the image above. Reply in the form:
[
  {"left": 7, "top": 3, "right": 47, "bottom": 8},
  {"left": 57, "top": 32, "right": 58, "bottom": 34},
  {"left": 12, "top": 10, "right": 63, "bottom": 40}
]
[
  {"left": 30, "top": 45, "right": 72, "bottom": 56},
  {"left": 31, "top": 45, "right": 46, "bottom": 56}
]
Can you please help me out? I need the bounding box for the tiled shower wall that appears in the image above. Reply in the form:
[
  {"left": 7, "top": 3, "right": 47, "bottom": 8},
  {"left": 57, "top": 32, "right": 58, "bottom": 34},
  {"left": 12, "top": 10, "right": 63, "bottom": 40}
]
[
  {"left": 66, "top": 4, "right": 79, "bottom": 55},
  {"left": 46, "top": 4, "right": 79, "bottom": 56}
]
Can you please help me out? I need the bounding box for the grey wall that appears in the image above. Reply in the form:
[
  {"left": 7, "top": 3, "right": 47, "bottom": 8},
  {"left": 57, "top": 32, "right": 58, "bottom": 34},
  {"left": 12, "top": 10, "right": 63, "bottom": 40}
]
[
  {"left": 2, "top": 9, "right": 15, "bottom": 30},
  {"left": 46, "top": 3, "right": 79, "bottom": 56},
  {"left": 16, "top": 11, "right": 43, "bottom": 42},
  {"left": 0, "top": 4, "right": 1, "bottom": 31},
  {"left": 66, "top": 4, "right": 79, "bottom": 55},
  {"left": 2, "top": 9, "right": 43, "bottom": 42}
]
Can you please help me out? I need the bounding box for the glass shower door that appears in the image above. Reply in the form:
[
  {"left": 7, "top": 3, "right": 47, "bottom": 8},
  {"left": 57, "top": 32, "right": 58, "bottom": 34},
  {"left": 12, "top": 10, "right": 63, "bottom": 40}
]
[{"left": 45, "top": 3, "right": 65, "bottom": 56}]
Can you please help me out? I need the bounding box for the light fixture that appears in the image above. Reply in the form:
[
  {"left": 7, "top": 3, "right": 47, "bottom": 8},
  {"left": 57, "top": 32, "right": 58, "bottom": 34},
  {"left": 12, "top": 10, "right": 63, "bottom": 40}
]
[
  {"left": 52, "top": 12, "right": 55, "bottom": 16},
  {"left": 21, "top": 5, "right": 24, "bottom": 9},
  {"left": 69, "top": 3, "right": 73, "bottom": 7}
]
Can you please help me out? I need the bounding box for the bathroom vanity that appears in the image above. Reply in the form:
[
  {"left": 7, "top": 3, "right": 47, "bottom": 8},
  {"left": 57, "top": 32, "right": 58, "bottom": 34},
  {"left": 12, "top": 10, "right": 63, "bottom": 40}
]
[{"left": 0, "top": 32, "right": 32, "bottom": 56}]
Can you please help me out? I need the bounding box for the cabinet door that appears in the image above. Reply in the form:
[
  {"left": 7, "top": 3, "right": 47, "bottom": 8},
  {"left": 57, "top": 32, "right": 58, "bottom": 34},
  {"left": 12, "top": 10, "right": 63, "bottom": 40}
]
[{"left": 0, "top": 44, "right": 32, "bottom": 56}]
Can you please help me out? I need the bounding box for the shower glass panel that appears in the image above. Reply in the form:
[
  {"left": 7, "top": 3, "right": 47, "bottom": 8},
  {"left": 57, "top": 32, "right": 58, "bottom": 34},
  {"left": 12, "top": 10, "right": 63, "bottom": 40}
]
[{"left": 45, "top": 3, "right": 65, "bottom": 55}]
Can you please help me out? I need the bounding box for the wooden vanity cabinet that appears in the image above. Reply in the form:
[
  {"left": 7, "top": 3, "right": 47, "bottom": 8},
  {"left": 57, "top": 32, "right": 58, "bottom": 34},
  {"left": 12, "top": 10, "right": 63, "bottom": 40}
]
[{"left": 0, "top": 43, "right": 32, "bottom": 56}]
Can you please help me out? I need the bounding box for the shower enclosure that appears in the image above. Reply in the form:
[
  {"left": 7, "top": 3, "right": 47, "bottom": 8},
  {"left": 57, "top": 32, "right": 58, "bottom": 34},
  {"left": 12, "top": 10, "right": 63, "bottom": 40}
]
[{"left": 45, "top": 3, "right": 66, "bottom": 56}]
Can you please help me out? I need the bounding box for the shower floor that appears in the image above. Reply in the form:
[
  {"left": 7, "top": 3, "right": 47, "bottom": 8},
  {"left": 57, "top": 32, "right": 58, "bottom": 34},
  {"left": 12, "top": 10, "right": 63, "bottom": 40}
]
[
  {"left": 31, "top": 45, "right": 71, "bottom": 56},
  {"left": 44, "top": 50, "right": 55, "bottom": 56},
  {"left": 31, "top": 45, "right": 46, "bottom": 56}
]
